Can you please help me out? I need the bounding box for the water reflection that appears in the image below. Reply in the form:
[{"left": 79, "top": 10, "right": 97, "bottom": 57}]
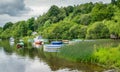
[
  {"left": 0, "top": 48, "right": 50, "bottom": 72},
  {"left": 0, "top": 40, "right": 107, "bottom": 72}
]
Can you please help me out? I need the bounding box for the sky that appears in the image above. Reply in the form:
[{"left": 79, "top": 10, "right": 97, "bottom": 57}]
[{"left": 0, "top": 0, "right": 111, "bottom": 27}]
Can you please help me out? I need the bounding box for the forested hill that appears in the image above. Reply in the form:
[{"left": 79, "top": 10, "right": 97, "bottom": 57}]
[{"left": 0, "top": 0, "right": 120, "bottom": 39}]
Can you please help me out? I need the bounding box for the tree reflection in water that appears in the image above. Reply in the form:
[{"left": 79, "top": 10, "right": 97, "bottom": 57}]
[{"left": 0, "top": 40, "right": 105, "bottom": 72}]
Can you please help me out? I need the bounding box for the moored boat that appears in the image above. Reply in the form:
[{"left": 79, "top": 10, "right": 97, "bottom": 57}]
[
  {"left": 9, "top": 37, "right": 14, "bottom": 42},
  {"left": 43, "top": 41, "right": 63, "bottom": 52},
  {"left": 16, "top": 39, "right": 24, "bottom": 49},
  {"left": 62, "top": 40, "right": 69, "bottom": 44},
  {"left": 33, "top": 36, "right": 43, "bottom": 45},
  {"left": 9, "top": 37, "right": 15, "bottom": 46}
]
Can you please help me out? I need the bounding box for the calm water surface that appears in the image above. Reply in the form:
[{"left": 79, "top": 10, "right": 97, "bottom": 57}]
[{"left": 0, "top": 40, "right": 114, "bottom": 72}]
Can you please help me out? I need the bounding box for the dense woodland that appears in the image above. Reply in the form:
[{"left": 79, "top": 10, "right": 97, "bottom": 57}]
[{"left": 0, "top": 0, "right": 120, "bottom": 39}]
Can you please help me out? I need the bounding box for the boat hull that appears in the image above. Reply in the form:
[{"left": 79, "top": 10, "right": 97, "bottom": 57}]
[{"left": 44, "top": 45, "right": 62, "bottom": 52}]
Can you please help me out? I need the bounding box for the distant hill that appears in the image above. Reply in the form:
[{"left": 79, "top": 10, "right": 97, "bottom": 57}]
[{"left": 0, "top": 0, "right": 120, "bottom": 39}]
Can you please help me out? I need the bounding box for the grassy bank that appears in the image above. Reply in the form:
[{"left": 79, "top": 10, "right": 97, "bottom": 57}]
[{"left": 58, "top": 39, "right": 120, "bottom": 68}]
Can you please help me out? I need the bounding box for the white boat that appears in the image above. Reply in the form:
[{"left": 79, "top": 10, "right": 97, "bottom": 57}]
[
  {"left": 33, "top": 36, "right": 48, "bottom": 45},
  {"left": 44, "top": 44, "right": 63, "bottom": 52},
  {"left": 43, "top": 41, "right": 63, "bottom": 52},
  {"left": 9, "top": 37, "right": 15, "bottom": 46},
  {"left": 62, "top": 40, "right": 69, "bottom": 44},
  {"left": 33, "top": 36, "right": 43, "bottom": 45},
  {"left": 9, "top": 37, "right": 14, "bottom": 42}
]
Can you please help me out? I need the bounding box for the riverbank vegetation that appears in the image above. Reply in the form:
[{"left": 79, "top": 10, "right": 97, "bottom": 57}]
[
  {"left": 59, "top": 40, "right": 120, "bottom": 68},
  {"left": 0, "top": 0, "right": 120, "bottom": 39}
]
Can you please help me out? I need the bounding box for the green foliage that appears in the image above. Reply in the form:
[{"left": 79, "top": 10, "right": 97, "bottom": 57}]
[
  {"left": 64, "top": 6, "right": 74, "bottom": 16},
  {"left": 91, "top": 3, "right": 114, "bottom": 22},
  {"left": 27, "top": 17, "right": 35, "bottom": 31},
  {"left": 27, "top": 30, "right": 32, "bottom": 36},
  {"left": 73, "top": 2, "right": 94, "bottom": 16},
  {"left": 105, "top": 8, "right": 120, "bottom": 37},
  {"left": 0, "top": 27, "right": 2, "bottom": 33},
  {"left": 69, "top": 25, "right": 80, "bottom": 38},
  {"left": 1, "top": 29, "right": 12, "bottom": 39},
  {"left": 111, "top": 0, "right": 116, "bottom": 5},
  {"left": 59, "top": 40, "right": 120, "bottom": 68},
  {"left": 59, "top": 41, "right": 95, "bottom": 61},
  {"left": 94, "top": 45, "right": 120, "bottom": 68},
  {"left": 48, "top": 5, "right": 60, "bottom": 17},
  {"left": 79, "top": 14, "right": 91, "bottom": 25},
  {"left": 79, "top": 26, "right": 87, "bottom": 38},
  {"left": 72, "top": 14, "right": 81, "bottom": 24},
  {"left": 48, "top": 5, "right": 66, "bottom": 23},
  {"left": 42, "top": 21, "right": 75, "bottom": 39},
  {"left": 18, "top": 21, "right": 28, "bottom": 37},
  {"left": 43, "top": 20, "right": 51, "bottom": 27},
  {"left": 116, "top": 0, "right": 120, "bottom": 8},
  {"left": 1, "top": 1, "right": 120, "bottom": 39},
  {"left": 3, "top": 22, "right": 13, "bottom": 30},
  {"left": 86, "top": 22, "right": 109, "bottom": 39}
]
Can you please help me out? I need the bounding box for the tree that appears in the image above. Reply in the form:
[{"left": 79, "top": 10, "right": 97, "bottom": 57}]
[
  {"left": 3, "top": 22, "right": 13, "bottom": 30},
  {"left": 105, "top": 19, "right": 120, "bottom": 37},
  {"left": 86, "top": 22, "right": 109, "bottom": 39},
  {"left": 27, "top": 17, "right": 35, "bottom": 31},
  {"left": 0, "top": 29, "right": 12, "bottom": 39},
  {"left": 79, "top": 26, "right": 87, "bottom": 38},
  {"left": 69, "top": 25, "right": 81, "bottom": 39},
  {"left": 18, "top": 21, "right": 28, "bottom": 37},
  {"left": 64, "top": 6, "right": 74, "bottom": 16},
  {"left": 73, "top": 2, "right": 94, "bottom": 16},
  {"left": 48, "top": 5, "right": 66, "bottom": 23},
  {"left": 0, "top": 27, "right": 2, "bottom": 33},
  {"left": 43, "top": 20, "right": 51, "bottom": 28},
  {"left": 48, "top": 5, "right": 60, "bottom": 17},
  {"left": 111, "top": 0, "right": 116, "bottom": 5},
  {"left": 91, "top": 2, "right": 114, "bottom": 22},
  {"left": 27, "top": 30, "right": 32, "bottom": 36},
  {"left": 0, "top": 27, "right": 3, "bottom": 38},
  {"left": 80, "top": 14, "right": 91, "bottom": 25},
  {"left": 35, "top": 14, "right": 49, "bottom": 30},
  {"left": 116, "top": 0, "right": 120, "bottom": 8}
]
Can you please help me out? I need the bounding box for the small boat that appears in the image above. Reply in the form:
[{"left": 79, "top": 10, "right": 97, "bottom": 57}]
[
  {"left": 9, "top": 37, "right": 14, "bottom": 42},
  {"left": 33, "top": 36, "right": 43, "bottom": 45},
  {"left": 35, "top": 40, "right": 42, "bottom": 45},
  {"left": 32, "top": 40, "right": 42, "bottom": 48},
  {"left": 9, "top": 37, "right": 15, "bottom": 46},
  {"left": 16, "top": 40, "right": 24, "bottom": 49},
  {"left": 32, "top": 43, "right": 42, "bottom": 48},
  {"left": 51, "top": 41, "right": 62, "bottom": 45},
  {"left": 43, "top": 41, "right": 63, "bottom": 52},
  {"left": 62, "top": 40, "right": 69, "bottom": 44}
]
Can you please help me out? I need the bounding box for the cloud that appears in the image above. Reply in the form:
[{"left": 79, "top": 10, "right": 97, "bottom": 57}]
[
  {"left": 25, "top": 0, "right": 110, "bottom": 7},
  {"left": 0, "top": 0, "right": 31, "bottom": 16},
  {"left": 0, "top": 14, "right": 30, "bottom": 27}
]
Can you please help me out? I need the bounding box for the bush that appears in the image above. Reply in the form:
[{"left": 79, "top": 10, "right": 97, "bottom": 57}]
[{"left": 86, "top": 22, "right": 109, "bottom": 39}]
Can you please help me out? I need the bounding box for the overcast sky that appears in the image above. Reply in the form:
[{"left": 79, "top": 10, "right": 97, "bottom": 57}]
[{"left": 0, "top": 0, "right": 111, "bottom": 27}]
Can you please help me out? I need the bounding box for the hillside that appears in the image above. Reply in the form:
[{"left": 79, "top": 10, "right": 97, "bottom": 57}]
[{"left": 0, "top": 0, "right": 120, "bottom": 39}]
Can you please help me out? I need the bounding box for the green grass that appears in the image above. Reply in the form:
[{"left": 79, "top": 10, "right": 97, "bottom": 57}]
[
  {"left": 59, "top": 41, "right": 95, "bottom": 62},
  {"left": 58, "top": 39, "right": 120, "bottom": 68},
  {"left": 94, "top": 45, "right": 120, "bottom": 68}
]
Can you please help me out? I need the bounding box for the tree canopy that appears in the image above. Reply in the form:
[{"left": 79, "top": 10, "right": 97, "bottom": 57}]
[{"left": 0, "top": 2, "right": 120, "bottom": 39}]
